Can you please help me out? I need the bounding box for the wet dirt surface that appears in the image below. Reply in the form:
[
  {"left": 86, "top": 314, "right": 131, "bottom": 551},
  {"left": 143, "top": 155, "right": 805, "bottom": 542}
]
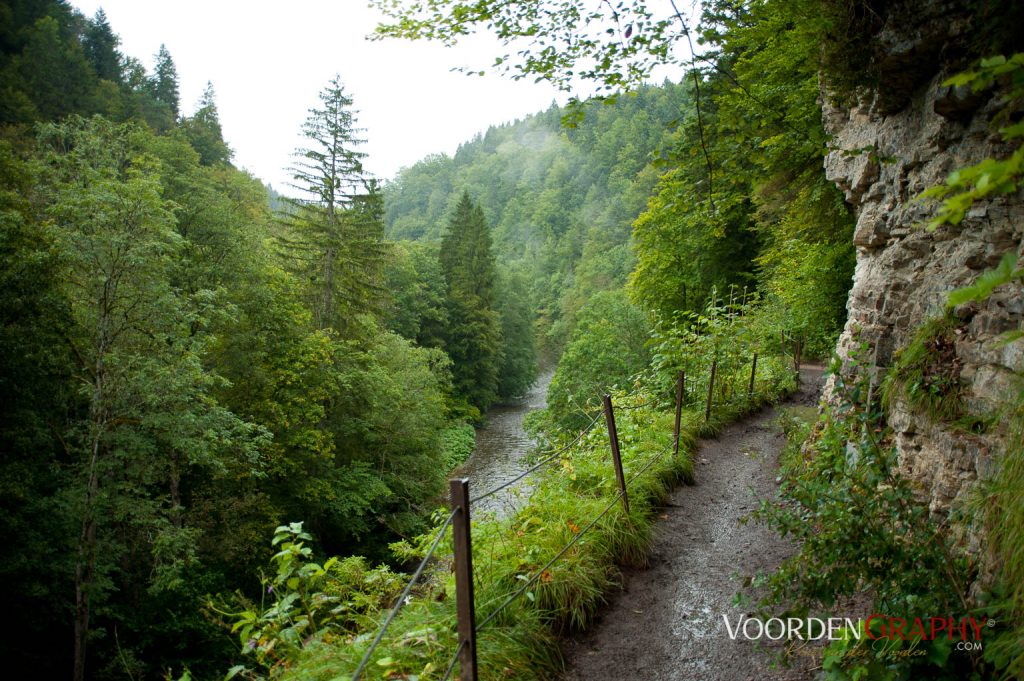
[{"left": 561, "top": 365, "right": 826, "bottom": 681}]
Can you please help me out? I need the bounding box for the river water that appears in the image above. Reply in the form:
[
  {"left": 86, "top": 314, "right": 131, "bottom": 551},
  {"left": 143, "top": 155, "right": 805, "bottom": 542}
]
[{"left": 454, "top": 368, "right": 555, "bottom": 518}]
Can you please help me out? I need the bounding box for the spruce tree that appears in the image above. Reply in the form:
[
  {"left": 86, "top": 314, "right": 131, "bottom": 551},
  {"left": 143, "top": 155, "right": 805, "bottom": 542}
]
[
  {"left": 182, "top": 82, "right": 231, "bottom": 165},
  {"left": 440, "top": 191, "right": 502, "bottom": 412},
  {"left": 146, "top": 44, "right": 179, "bottom": 130},
  {"left": 83, "top": 9, "right": 121, "bottom": 83},
  {"left": 279, "top": 75, "right": 385, "bottom": 333}
]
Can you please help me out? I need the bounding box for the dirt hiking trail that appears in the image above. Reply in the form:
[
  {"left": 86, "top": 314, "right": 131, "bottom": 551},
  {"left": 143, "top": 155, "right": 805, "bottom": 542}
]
[{"left": 561, "top": 365, "right": 826, "bottom": 681}]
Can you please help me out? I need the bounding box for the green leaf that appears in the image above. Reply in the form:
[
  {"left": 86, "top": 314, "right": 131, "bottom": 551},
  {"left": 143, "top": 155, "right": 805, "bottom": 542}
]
[
  {"left": 947, "top": 252, "right": 1020, "bottom": 307},
  {"left": 224, "top": 665, "right": 246, "bottom": 680}
]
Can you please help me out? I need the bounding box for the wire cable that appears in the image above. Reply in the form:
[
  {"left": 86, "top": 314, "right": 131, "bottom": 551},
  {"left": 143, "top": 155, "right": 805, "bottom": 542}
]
[
  {"left": 626, "top": 443, "right": 675, "bottom": 488},
  {"left": 352, "top": 508, "right": 458, "bottom": 681},
  {"left": 439, "top": 640, "right": 466, "bottom": 681},
  {"left": 469, "top": 411, "right": 603, "bottom": 504}
]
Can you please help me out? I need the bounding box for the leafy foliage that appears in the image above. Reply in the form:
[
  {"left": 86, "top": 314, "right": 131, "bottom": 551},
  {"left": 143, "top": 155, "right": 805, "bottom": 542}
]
[
  {"left": 0, "top": 17, "right": 459, "bottom": 678},
  {"left": 921, "top": 54, "right": 1024, "bottom": 229},
  {"left": 218, "top": 522, "right": 405, "bottom": 680},
  {"left": 545, "top": 290, "right": 651, "bottom": 431}
]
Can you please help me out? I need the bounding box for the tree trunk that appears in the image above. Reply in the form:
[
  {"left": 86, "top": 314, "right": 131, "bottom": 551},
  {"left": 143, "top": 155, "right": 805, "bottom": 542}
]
[{"left": 73, "top": 431, "right": 101, "bottom": 681}]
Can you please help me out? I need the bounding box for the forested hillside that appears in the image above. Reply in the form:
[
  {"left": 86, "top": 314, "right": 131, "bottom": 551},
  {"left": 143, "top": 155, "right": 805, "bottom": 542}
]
[
  {"left": 384, "top": 83, "right": 688, "bottom": 355},
  {"left": 0, "top": 2, "right": 532, "bottom": 678}
]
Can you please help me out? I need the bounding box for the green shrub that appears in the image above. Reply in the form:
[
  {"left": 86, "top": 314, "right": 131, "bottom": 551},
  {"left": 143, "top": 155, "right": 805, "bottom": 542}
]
[{"left": 439, "top": 422, "right": 476, "bottom": 472}]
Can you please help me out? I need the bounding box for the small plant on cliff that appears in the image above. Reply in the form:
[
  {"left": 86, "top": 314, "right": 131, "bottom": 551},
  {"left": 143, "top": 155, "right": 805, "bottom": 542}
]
[{"left": 880, "top": 313, "right": 972, "bottom": 427}]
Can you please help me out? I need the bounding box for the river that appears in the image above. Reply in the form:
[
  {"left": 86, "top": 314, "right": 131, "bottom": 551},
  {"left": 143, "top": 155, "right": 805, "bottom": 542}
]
[{"left": 454, "top": 368, "right": 555, "bottom": 518}]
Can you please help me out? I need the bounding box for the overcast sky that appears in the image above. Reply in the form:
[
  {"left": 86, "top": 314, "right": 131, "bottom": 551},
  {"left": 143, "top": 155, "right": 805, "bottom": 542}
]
[{"left": 70, "top": 0, "right": 570, "bottom": 192}]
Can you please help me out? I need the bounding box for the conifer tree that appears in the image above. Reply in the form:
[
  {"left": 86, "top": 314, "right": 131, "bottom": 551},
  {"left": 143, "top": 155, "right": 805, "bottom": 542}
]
[
  {"left": 182, "top": 82, "right": 231, "bottom": 165},
  {"left": 279, "top": 75, "right": 385, "bottom": 333},
  {"left": 440, "top": 191, "right": 502, "bottom": 412},
  {"left": 83, "top": 9, "right": 121, "bottom": 83},
  {"left": 146, "top": 44, "right": 178, "bottom": 130}
]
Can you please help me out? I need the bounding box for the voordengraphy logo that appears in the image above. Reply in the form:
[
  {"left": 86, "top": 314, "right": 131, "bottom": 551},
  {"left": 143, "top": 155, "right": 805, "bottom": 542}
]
[
  {"left": 722, "top": 614, "right": 987, "bottom": 643},
  {"left": 722, "top": 615, "right": 859, "bottom": 641}
]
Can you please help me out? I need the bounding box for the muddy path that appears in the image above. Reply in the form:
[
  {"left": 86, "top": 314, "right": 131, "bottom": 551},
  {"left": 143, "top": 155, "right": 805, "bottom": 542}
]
[{"left": 561, "top": 365, "right": 826, "bottom": 681}]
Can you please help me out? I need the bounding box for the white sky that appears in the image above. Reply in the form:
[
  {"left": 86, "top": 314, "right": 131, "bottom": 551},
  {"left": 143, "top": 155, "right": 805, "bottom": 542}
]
[{"left": 70, "top": 0, "right": 570, "bottom": 192}]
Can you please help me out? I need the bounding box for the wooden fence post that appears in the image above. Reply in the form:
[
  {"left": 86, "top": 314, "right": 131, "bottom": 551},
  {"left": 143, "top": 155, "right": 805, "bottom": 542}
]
[
  {"left": 748, "top": 352, "right": 758, "bottom": 396},
  {"left": 449, "top": 479, "right": 478, "bottom": 681},
  {"left": 704, "top": 359, "right": 717, "bottom": 423},
  {"left": 602, "top": 395, "right": 630, "bottom": 515},
  {"left": 673, "top": 371, "right": 685, "bottom": 459}
]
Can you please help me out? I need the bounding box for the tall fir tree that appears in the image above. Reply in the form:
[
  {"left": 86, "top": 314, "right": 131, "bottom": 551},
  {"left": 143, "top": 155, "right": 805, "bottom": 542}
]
[
  {"left": 440, "top": 191, "right": 502, "bottom": 412},
  {"left": 83, "top": 9, "right": 121, "bottom": 83},
  {"left": 146, "top": 43, "right": 178, "bottom": 130},
  {"left": 279, "top": 74, "right": 385, "bottom": 333},
  {"left": 181, "top": 81, "right": 231, "bottom": 165}
]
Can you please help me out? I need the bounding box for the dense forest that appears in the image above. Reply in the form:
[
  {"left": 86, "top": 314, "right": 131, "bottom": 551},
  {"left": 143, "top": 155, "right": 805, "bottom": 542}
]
[
  {"left": 2, "top": 0, "right": 1023, "bottom": 679},
  {"left": 0, "top": 1, "right": 542, "bottom": 677}
]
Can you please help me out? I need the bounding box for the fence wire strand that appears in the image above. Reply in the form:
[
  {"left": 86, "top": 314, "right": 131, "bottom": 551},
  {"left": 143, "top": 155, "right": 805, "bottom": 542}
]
[
  {"left": 440, "top": 639, "right": 466, "bottom": 681},
  {"left": 469, "top": 411, "right": 603, "bottom": 504},
  {"left": 352, "top": 507, "right": 458, "bottom": 681},
  {"left": 627, "top": 443, "right": 676, "bottom": 487}
]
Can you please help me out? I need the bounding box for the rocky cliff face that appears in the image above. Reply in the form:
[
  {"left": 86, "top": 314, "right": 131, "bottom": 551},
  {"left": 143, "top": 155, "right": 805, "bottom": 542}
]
[{"left": 822, "top": 22, "right": 1023, "bottom": 522}]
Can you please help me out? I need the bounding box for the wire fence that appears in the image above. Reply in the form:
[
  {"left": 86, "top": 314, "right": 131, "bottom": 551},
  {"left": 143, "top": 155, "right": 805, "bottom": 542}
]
[
  {"left": 474, "top": 484, "right": 629, "bottom": 633},
  {"left": 351, "top": 507, "right": 458, "bottom": 681},
  {"left": 353, "top": 347, "right": 795, "bottom": 681},
  {"left": 352, "top": 410, "right": 605, "bottom": 680},
  {"left": 440, "top": 640, "right": 466, "bottom": 681}
]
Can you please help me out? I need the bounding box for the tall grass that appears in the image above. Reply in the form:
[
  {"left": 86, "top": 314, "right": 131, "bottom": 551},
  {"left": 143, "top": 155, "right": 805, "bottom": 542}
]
[{"left": 979, "top": 380, "right": 1024, "bottom": 678}]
